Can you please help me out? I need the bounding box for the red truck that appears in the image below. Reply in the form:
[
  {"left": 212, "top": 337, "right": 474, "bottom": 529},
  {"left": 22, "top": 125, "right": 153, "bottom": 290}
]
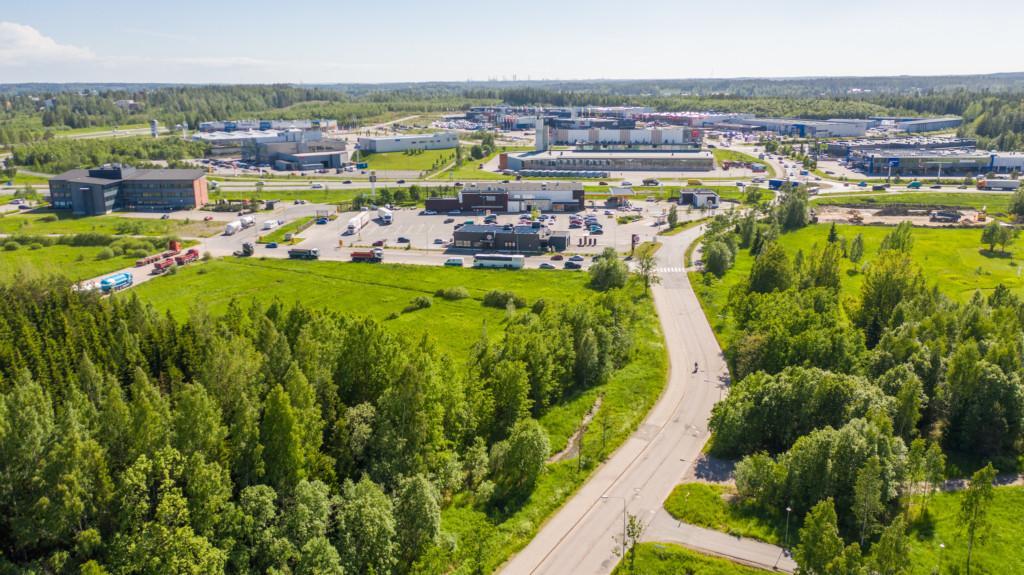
[
  {"left": 135, "top": 254, "right": 162, "bottom": 267},
  {"left": 174, "top": 248, "right": 200, "bottom": 266},
  {"left": 350, "top": 248, "right": 384, "bottom": 263},
  {"left": 152, "top": 259, "right": 176, "bottom": 274}
]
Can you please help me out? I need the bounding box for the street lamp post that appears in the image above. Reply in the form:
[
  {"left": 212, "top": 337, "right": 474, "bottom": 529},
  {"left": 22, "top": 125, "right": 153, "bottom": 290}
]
[
  {"left": 775, "top": 505, "right": 793, "bottom": 569},
  {"left": 601, "top": 495, "right": 627, "bottom": 558}
]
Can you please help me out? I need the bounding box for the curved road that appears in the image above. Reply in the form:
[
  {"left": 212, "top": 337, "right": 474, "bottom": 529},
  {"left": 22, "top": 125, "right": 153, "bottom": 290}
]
[{"left": 499, "top": 225, "right": 796, "bottom": 574}]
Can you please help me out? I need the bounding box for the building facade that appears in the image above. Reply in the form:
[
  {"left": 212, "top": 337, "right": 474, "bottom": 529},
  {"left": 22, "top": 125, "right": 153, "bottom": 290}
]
[
  {"left": 49, "top": 165, "right": 208, "bottom": 215},
  {"left": 357, "top": 132, "right": 458, "bottom": 153},
  {"left": 452, "top": 223, "right": 567, "bottom": 253},
  {"left": 504, "top": 150, "right": 714, "bottom": 172},
  {"left": 424, "top": 182, "right": 585, "bottom": 213}
]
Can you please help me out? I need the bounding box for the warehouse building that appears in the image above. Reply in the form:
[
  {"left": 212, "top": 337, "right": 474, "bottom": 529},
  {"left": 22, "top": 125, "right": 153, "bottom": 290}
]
[
  {"left": 826, "top": 136, "right": 977, "bottom": 157},
  {"left": 357, "top": 131, "right": 458, "bottom": 153},
  {"left": 733, "top": 118, "right": 867, "bottom": 137},
  {"left": 49, "top": 164, "right": 208, "bottom": 215},
  {"left": 679, "top": 189, "right": 720, "bottom": 209},
  {"left": 849, "top": 149, "right": 995, "bottom": 176},
  {"left": 452, "top": 223, "right": 569, "bottom": 253},
  {"left": 502, "top": 149, "right": 714, "bottom": 172},
  {"left": 896, "top": 117, "right": 963, "bottom": 133},
  {"left": 425, "top": 182, "right": 585, "bottom": 213},
  {"left": 548, "top": 126, "right": 703, "bottom": 149},
  {"left": 198, "top": 119, "right": 337, "bottom": 132}
]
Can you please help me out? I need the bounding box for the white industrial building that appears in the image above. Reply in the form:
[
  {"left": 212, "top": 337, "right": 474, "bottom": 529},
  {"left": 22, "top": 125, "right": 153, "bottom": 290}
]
[
  {"left": 734, "top": 118, "right": 868, "bottom": 137},
  {"left": 198, "top": 119, "right": 338, "bottom": 132},
  {"left": 549, "top": 127, "right": 703, "bottom": 148},
  {"left": 357, "top": 132, "right": 458, "bottom": 153}
]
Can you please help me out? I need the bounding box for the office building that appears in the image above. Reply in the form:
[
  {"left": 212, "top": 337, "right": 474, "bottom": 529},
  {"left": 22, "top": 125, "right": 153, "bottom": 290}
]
[
  {"left": 425, "top": 182, "right": 585, "bottom": 213},
  {"left": 452, "top": 223, "right": 569, "bottom": 253},
  {"left": 502, "top": 149, "right": 715, "bottom": 172},
  {"left": 49, "top": 164, "right": 208, "bottom": 215},
  {"left": 357, "top": 132, "right": 458, "bottom": 153}
]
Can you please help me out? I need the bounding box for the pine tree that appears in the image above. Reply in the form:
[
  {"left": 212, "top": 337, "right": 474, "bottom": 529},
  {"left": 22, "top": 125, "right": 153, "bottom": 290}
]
[{"left": 260, "top": 385, "right": 305, "bottom": 493}]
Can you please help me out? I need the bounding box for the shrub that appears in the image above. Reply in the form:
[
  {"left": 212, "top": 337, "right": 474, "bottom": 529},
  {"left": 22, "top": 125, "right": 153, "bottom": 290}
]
[
  {"left": 39, "top": 214, "right": 58, "bottom": 222},
  {"left": 95, "top": 247, "right": 115, "bottom": 260},
  {"left": 128, "top": 249, "right": 150, "bottom": 259},
  {"left": 29, "top": 243, "right": 43, "bottom": 251},
  {"left": 483, "top": 290, "right": 526, "bottom": 309},
  {"left": 4, "top": 241, "right": 20, "bottom": 251},
  {"left": 403, "top": 296, "right": 433, "bottom": 314},
  {"left": 435, "top": 286, "right": 470, "bottom": 300}
]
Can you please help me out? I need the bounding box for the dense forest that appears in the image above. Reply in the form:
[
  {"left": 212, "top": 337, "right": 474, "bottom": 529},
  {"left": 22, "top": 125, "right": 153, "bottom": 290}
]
[
  {"left": 0, "top": 276, "right": 641, "bottom": 574},
  {"left": 8, "top": 137, "right": 209, "bottom": 173},
  {"left": 696, "top": 197, "right": 1022, "bottom": 571}
]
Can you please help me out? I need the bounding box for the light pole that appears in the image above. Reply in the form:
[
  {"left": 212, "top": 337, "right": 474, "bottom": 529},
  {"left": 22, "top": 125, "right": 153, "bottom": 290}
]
[
  {"left": 601, "top": 495, "right": 627, "bottom": 558},
  {"left": 775, "top": 505, "right": 793, "bottom": 569}
]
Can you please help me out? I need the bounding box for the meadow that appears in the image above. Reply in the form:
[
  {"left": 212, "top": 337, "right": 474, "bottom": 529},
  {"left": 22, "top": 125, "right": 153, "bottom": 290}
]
[
  {"left": 0, "top": 210, "right": 222, "bottom": 237},
  {"left": 813, "top": 192, "right": 1013, "bottom": 213},
  {"left": 612, "top": 542, "right": 771, "bottom": 574},
  {"left": 0, "top": 243, "right": 148, "bottom": 282}
]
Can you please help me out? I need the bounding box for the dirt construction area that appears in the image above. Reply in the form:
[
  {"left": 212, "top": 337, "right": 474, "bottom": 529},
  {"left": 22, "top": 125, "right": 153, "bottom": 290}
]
[{"left": 813, "top": 205, "right": 988, "bottom": 227}]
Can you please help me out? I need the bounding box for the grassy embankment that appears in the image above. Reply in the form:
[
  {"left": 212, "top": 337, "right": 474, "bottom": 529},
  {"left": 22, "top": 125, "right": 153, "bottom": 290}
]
[
  {"left": 0, "top": 243, "right": 150, "bottom": 281},
  {"left": 361, "top": 149, "right": 455, "bottom": 172},
  {"left": 712, "top": 148, "right": 776, "bottom": 178},
  {"left": 612, "top": 542, "right": 772, "bottom": 574},
  {"left": 133, "top": 259, "right": 668, "bottom": 573},
  {"left": 257, "top": 216, "right": 315, "bottom": 244},
  {"left": 0, "top": 210, "right": 222, "bottom": 237}
]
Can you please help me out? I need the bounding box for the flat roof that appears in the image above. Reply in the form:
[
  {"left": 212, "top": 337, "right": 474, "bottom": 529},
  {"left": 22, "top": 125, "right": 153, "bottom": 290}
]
[
  {"left": 520, "top": 150, "right": 713, "bottom": 160},
  {"left": 457, "top": 224, "right": 543, "bottom": 235},
  {"left": 51, "top": 167, "right": 205, "bottom": 184}
]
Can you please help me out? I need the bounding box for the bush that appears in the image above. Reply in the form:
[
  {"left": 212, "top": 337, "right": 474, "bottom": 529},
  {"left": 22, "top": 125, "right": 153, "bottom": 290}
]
[
  {"left": 128, "top": 249, "right": 150, "bottom": 259},
  {"left": 483, "top": 290, "right": 526, "bottom": 309},
  {"left": 29, "top": 243, "right": 43, "bottom": 251},
  {"left": 4, "top": 241, "right": 20, "bottom": 251},
  {"left": 434, "top": 286, "right": 470, "bottom": 300},
  {"left": 95, "top": 247, "right": 115, "bottom": 260},
  {"left": 403, "top": 296, "right": 433, "bottom": 313},
  {"left": 39, "top": 214, "right": 58, "bottom": 223}
]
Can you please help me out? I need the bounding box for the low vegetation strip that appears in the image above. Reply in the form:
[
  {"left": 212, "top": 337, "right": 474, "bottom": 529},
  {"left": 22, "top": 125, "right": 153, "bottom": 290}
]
[
  {"left": 613, "top": 542, "right": 772, "bottom": 574},
  {"left": 0, "top": 210, "right": 222, "bottom": 237},
  {"left": 663, "top": 483, "right": 785, "bottom": 545},
  {"left": 258, "top": 216, "right": 314, "bottom": 244}
]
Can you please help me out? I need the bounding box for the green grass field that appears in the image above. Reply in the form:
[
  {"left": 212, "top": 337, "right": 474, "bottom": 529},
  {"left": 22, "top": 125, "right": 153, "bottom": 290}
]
[
  {"left": 5, "top": 173, "right": 50, "bottom": 185},
  {"left": 813, "top": 192, "right": 1013, "bottom": 213},
  {"left": 0, "top": 244, "right": 146, "bottom": 282},
  {"left": 257, "top": 216, "right": 314, "bottom": 244},
  {"left": 438, "top": 147, "right": 533, "bottom": 181},
  {"left": 664, "top": 483, "right": 786, "bottom": 545},
  {"left": 613, "top": 543, "right": 771, "bottom": 574},
  {"left": 213, "top": 188, "right": 383, "bottom": 206},
  {"left": 694, "top": 223, "right": 1024, "bottom": 345},
  {"left": 0, "top": 210, "right": 223, "bottom": 237},
  {"left": 133, "top": 257, "right": 594, "bottom": 359},
  {"left": 362, "top": 149, "right": 454, "bottom": 171},
  {"left": 712, "top": 148, "right": 776, "bottom": 178}
]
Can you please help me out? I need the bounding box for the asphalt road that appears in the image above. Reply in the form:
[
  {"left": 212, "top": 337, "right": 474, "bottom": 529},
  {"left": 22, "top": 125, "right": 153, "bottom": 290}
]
[{"left": 497, "top": 224, "right": 796, "bottom": 574}]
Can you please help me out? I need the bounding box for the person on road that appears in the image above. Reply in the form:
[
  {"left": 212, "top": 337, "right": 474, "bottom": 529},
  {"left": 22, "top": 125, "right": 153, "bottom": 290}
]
[{"left": 693, "top": 361, "right": 699, "bottom": 373}]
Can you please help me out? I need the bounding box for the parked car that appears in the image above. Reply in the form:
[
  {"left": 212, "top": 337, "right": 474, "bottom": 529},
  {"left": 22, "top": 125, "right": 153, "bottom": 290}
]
[
  {"left": 266, "top": 242, "right": 278, "bottom": 249},
  {"left": 539, "top": 263, "right": 556, "bottom": 269},
  {"left": 311, "top": 183, "right": 323, "bottom": 189},
  {"left": 444, "top": 218, "right": 455, "bottom": 224},
  {"left": 433, "top": 238, "right": 446, "bottom": 244},
  {"left": 423, "top": 210, "right": 438, "bottom": 215},
  {"left": 564, "top": 261, "right": 582, "bottom": 270},
  {"left": 396, "top": 180, "right": 406, "bottom": 184},
  {"left": 342, "top": 180, "right": 352, "bottom": 184},
  {"left": 551, "top": 254, "right": 564, "bottom": 261},
  {"left": 397, "top": 236, "right": 410, "bottom": 243},
  {"left": 446, "top": 210, "right": 461, "bottom": 216},
  {"left": 930, "top": 185, "right": 943, "bottom": 189},
  {"left": 569, "top": 255, "right": 585, "bottom": 262},
  {"left": 372, "top": 240, "right": 386, "bottom": 247},
  {"left": 590, "top": 226, "right": 604, "bottom": 235},
  {"left": 203, "top": 216, "right": 214, "bottom": 221},
  {"left": 444, "top": 257, "right": 464, "bottom": 267}
]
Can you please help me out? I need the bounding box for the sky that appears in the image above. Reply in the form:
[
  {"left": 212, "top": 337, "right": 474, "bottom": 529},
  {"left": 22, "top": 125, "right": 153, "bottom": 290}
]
[{"left": 1, "top": 0, "right": 1022, "bottom": 84}]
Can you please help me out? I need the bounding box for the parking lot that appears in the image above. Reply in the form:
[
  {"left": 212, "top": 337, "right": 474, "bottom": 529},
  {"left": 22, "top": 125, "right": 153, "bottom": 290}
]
[{"left": 195, "top": 198, "right": 722, "bottom": 269}]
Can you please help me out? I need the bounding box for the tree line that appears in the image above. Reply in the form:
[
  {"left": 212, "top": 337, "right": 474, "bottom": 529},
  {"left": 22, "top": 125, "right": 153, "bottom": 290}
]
[{"left": 0, "top": 277, "right": 640, "bottom": 573}]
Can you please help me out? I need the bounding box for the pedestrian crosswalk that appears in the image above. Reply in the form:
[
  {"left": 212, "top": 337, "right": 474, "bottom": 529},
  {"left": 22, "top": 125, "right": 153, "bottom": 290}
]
[{"left": 656, "top": 266, "right": 687, "bottom": 274}]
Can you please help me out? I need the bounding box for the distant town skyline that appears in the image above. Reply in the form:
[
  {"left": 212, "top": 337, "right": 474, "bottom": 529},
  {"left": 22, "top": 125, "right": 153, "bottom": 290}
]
[{"left": 2, "top": 0, "right": 1023, "bottom": 84}]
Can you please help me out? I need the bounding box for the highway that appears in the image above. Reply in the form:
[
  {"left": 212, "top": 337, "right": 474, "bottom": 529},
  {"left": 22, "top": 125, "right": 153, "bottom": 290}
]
[{"left": 498, "top": 224, "right": 796, "bottom": 574}]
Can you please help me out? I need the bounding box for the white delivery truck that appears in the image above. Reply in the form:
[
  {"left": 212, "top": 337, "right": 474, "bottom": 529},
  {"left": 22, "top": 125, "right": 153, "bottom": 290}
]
[
  {"left": 262, "top": 220, "right": 279, "bottom": 231},
  {"left": 224, "top": 220, "right": 243, "bottom": 236},
  {"left": 378, "top": 207, "right": 393, "bottom": 225},
  {"left": 240, "top": 215, "right": 256, "bottom": 228},
  {"left": 346, "top": 211, "right": 369, "bottom": 235}
]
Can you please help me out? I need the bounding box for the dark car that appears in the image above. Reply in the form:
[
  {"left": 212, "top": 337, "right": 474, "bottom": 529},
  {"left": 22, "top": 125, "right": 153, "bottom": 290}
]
[
  {"left": 930, "top": 185, "right": 943, "bottom": 189},
  {"left": 539, "top": 263, "right": 556, "bottom": 269},
  {"left": 397, "top": 237, "right": 410, "bottom": 243},
  {"left": 444, "top": 217, "right": 455, "bottom": 224},
  {"left": 551, "top": 254, "right": 564, "bottom": 261},
  {"left": 343, "top": 180, "right": 352, "bottom": 184},
  {"left": 372, "top": 240, "right": 386, "bottom": 247},
  {"left": 564, "top": 261, "right": 582, "bottom": 270},
  {"left": 397, "top": 180, "right": 406, "bottom": 184},
  {"left": 569, "top": 255, "right": 585, "bottom": 262},
  {"left": 266, "top": 242, "right": 278, "bottom": 249}
]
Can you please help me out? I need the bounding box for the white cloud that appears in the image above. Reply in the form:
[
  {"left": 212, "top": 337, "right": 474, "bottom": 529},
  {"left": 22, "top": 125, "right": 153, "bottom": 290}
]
[{"left": 0, "top": 21, "right": 95, "bottom": 66}]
